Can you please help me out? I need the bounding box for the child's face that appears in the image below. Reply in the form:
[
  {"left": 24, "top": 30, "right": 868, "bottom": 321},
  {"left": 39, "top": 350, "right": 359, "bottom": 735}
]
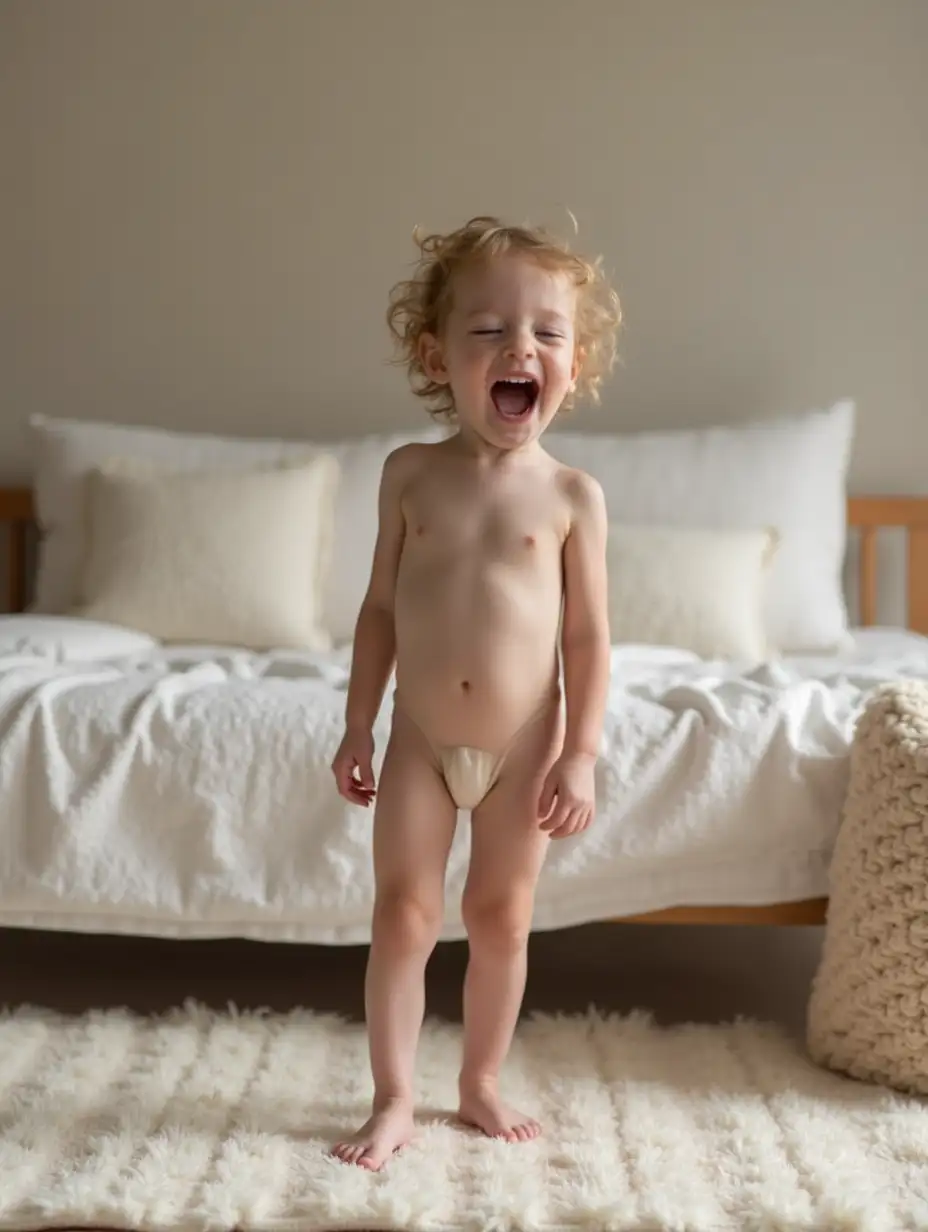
[{"left": 420, "top": 254, "right": 580, "bottom": 448}]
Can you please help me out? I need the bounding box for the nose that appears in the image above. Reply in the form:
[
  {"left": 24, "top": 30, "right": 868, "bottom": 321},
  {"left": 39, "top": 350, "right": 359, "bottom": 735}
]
[{"left": 504, "top": 325, "right": 536, "bottom": 360}]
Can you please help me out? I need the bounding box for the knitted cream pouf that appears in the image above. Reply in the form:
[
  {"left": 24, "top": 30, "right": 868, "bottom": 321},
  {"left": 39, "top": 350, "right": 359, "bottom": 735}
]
[{"left": 807, "top": 681, "right": 928, "bottom": 1095}]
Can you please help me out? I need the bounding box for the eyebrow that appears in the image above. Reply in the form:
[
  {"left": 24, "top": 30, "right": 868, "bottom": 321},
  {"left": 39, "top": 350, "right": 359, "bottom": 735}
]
[{"left": 464, "top": 309, "right": 572, "bottom": 325}]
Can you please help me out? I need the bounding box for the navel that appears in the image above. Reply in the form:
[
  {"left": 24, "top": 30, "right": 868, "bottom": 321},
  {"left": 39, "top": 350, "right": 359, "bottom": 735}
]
[{"left": 460, "top": 680, "right": 471, "bottom": 693}]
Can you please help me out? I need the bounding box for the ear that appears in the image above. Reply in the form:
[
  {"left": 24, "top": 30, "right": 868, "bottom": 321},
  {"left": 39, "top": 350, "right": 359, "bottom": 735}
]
[
  {"left": 569, "top": 345, "right": 585, "bottom": 392},
  {"left": 418, "top": 332, "right": 450, "bottom": 385}
]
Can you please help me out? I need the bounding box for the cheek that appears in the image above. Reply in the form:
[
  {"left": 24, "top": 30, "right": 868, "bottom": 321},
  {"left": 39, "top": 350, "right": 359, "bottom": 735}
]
[
  {"left": 455, "top": 341, "right": 492, "bottom": 373},
  {"left": 545, "top": 349, "right": 576, "bottom": 388}
]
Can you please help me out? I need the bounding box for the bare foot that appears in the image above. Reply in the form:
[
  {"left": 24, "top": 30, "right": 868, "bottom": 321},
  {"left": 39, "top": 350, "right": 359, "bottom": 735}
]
[
  {"left": 458, "top": 1080, "right": 541, "bottom": 1143},
  {"left": 330, "top": 1097, "right": 416, "bottom": 1171}
]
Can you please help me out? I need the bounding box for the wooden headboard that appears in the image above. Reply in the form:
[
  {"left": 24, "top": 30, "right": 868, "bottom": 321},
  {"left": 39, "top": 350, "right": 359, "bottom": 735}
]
[
  {"left": 846, "top": 497, "right": 928, "bottom": 635},
  {"left": 2, "top": 487, "right": 928, "bottom": 632}
]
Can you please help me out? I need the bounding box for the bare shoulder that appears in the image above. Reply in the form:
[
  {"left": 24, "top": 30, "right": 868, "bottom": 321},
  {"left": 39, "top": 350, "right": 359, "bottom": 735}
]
[
  {"left": 553, "top": 463, "right": 607, "bottom": 529},
  {"left": 380, "top": 438, "right": 439, "bottom": 493}
]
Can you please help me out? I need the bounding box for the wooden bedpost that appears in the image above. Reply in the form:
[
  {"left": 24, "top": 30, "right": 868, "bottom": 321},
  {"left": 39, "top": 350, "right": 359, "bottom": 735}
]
[{"left": 0, "top": 488, "right": 34, "bottom": 614}]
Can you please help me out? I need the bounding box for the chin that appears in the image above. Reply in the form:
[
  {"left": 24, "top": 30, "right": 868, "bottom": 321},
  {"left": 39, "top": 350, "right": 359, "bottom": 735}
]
[{"left": 488, "top": 407, "right": 537, "bottom": 435}]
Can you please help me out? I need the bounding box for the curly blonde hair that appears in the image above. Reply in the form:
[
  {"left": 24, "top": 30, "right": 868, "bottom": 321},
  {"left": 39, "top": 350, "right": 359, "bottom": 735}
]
[{"left": 387, "top": 215, "right": 622, "bottom": 418}]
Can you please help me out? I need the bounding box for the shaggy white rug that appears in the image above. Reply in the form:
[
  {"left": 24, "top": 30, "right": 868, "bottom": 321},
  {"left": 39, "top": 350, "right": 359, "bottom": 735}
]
[{"left": 0, "top": 1003, "right": 926, "bottom": 1232}]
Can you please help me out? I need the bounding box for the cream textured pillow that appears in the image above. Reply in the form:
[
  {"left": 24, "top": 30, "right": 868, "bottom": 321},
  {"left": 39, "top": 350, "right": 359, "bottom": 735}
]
[
  {"left": 549, "top": 401, "right": 854, "bottom": 651},
  {"left": 606, "top": 524, "right": 779, "bottom": 660},
  {"left": 29, "top": 414, "right": 445, "bottom": 642},
  {"left": 75, "top": 456, "right": 339, "bottom": 650}
]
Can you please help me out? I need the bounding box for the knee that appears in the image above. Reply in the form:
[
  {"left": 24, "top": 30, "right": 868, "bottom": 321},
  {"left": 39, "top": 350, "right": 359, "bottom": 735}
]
[
  {"left": 462, "top": 892, "right": 533, "bottom": 956},
  {"left": 373, "top": 890, "right": 442, "bottom": 956}
]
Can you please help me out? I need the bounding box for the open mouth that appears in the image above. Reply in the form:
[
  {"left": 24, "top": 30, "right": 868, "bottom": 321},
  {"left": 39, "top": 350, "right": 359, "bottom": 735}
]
[{"left": 490, "top": 377, "right": 539, "bottom": 420}]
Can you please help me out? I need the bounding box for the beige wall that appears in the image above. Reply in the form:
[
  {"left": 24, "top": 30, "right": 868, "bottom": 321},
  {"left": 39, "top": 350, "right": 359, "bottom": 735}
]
[
  {"left": 1, "top": 0, "right": 924, "bottom": 1004},
  {"left": 1, "top": 0, "right": 925, "bottom": 491}
]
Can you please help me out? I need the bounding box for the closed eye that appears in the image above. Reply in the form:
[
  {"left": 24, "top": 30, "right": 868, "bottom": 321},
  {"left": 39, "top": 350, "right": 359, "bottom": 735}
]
[
  {"left": 470, "top": 328, "right": 502, "bottom": 336},
  {"left": 537, "top": 330, "right": 564, "bottom": 340}
]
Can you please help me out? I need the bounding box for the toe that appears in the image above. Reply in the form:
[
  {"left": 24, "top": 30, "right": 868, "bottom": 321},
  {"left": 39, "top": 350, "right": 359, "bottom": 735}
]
[{"left": 358, "top": 1149, "right": 383, "bottom": 1172}]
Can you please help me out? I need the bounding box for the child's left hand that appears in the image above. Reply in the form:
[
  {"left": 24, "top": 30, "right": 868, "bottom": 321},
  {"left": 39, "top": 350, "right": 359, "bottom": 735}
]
[{"left": 538, "top": 752, "right": 596, "bottom": 839}]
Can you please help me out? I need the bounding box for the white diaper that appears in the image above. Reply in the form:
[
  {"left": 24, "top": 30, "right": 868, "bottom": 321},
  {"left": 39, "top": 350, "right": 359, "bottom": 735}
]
[{"left": 393, "top": 687, "right": 560, "bottom": 811}]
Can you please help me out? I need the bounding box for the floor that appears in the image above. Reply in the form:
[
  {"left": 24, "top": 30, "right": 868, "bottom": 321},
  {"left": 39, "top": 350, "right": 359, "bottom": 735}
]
[
  {"left": 0, "top": 921, "right": 825, "bottom": 1039},
  {"left": 0, "top": 923, "right": 826, "bottom": 1231}
]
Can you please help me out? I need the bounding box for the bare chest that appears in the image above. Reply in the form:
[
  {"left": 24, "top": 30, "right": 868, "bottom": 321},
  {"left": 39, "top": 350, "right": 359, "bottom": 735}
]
[{"left": 403, "top": 480, "right": 567, "bottom": 565}]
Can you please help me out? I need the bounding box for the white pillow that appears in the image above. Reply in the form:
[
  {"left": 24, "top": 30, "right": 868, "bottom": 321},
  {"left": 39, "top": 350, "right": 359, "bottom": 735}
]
[
  {"left": 548, "top": 401, "right": 854, "bottom": 652},
  {"left": 75, "top": 456, "right": 338, "bottom": 651},
  {"left": 606, "top": 524, "right": 778, "bottom": 661},
  {"left": 29, "top": 415, "right": 445, "bottom": 643},
  {"left": 0, "top": 615, "right": 159, "bottom": 661}
]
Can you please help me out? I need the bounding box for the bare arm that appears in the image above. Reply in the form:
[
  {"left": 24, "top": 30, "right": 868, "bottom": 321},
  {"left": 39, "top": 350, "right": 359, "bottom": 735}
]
[
  {"left": 538, "top": 471, "right": 609, "bottom": 837},
  {"left": 344, "top": 446, "right": 414, "bottom": 733},
  {"left": 333, "top": 447, "right": 420, "bottom": 806},
  {"left": 560, "top": 471, "right": 611, "bottom": 758}
]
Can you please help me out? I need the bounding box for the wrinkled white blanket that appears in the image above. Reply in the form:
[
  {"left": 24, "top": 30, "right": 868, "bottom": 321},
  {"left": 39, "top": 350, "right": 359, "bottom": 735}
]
[{"left": 1, "top": 629, "right": 926, "bottom": 943}]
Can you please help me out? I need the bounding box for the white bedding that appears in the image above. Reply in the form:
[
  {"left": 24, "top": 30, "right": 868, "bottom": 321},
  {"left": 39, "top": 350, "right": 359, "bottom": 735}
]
[{"left": 0, "top": 623, "right": 926, "bottom": 944}]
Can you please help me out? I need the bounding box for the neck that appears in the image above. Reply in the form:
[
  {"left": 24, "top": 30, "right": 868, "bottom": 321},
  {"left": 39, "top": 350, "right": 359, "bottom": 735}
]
[{"left": 453, "top": 423, "right": 543, "bottom": 466}]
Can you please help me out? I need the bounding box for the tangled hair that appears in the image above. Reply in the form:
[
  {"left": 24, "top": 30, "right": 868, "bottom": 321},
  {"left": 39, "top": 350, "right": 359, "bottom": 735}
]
[{"left": 387, "top": 215, "right": 622, "bottom": 418}]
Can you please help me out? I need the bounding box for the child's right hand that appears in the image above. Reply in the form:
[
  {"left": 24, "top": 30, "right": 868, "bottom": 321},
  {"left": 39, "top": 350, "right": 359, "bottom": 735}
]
[{"left": 331, "top": 728, "right": 377, "bottom": 808}]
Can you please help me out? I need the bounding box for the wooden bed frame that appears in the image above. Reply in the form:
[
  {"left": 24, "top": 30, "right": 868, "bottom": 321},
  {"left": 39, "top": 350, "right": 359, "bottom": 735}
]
[{"left": 2, "top": 486, "right": 928, "bottom": 927}]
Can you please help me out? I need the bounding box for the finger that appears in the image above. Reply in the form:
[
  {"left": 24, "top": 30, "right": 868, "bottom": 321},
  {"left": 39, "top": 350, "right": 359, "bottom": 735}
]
[
  {"left": 357, "top": 756, "right": 376, "bottom": 791},
  {"left": 539, "top": 803, "right": 569, "bottom": 832},
  {"left": 537, "top": 773, "right": 557, "bottom": 819},
  {"left": 552, "top": 806, "right": 583, "bottom": 839},
  {"left": 562, "top": 806, "right": 589, "bottom": 837},
  {"left": 334, "top": 759, "right": 356, "bottom": 796},
  {"left": 541, "top": 798, "right": 573, "bottom": 833},
  {"left": 348, "top": 770, "right": 376, "bottom": 798},
  {"left": 335, "top": 759, "right": 371, "bottom": 803}
]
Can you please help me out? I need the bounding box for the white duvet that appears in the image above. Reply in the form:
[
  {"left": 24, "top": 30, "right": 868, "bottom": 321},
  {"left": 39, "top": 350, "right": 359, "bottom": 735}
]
[{"left": 0, "top": 625, "right": 926, "bottom": 944}]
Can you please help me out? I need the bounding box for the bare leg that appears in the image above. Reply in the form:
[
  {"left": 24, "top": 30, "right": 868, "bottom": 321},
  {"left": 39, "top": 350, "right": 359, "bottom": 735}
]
[
  {"left": 332, "top": 712, "right": 457, "bottom": 1170},
  {"left": 458, "top": 702, "right": 561, "bottom": 1142}
]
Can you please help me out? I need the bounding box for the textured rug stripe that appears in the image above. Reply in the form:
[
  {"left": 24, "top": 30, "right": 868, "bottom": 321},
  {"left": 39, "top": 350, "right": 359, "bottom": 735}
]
[{"left": 0, "top": 1003, "right": 925, "bottom": 1231}]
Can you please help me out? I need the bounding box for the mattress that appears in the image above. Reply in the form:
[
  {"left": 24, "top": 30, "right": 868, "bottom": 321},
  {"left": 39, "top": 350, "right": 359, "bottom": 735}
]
[{"left": 0, "top": 620, "right": 925, "bottom": 944}]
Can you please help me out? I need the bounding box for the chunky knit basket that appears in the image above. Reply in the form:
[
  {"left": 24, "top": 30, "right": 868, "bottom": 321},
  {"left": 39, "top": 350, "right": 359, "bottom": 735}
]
[{"left": 807, "top": 681, "right": 928, "bottom": 1095}]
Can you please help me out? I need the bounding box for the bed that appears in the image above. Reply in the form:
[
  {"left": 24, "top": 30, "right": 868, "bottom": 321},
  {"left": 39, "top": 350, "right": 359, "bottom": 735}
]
[{"left": 2, "top": 483, "right": 928, "bottom": 940}]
